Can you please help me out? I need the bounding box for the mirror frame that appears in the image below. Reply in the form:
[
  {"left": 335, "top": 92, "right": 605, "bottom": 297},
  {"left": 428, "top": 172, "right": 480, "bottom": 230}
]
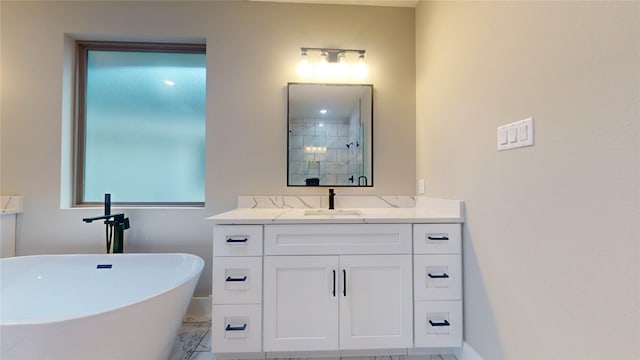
[{"left": 287, "top": 82, "right": 373, "bottom": 187}]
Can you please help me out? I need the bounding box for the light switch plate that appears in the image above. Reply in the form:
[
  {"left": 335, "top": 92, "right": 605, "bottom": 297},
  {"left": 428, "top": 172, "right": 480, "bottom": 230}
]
[{"left": 497, "top": 117, "right": 534, "bottom": 151}]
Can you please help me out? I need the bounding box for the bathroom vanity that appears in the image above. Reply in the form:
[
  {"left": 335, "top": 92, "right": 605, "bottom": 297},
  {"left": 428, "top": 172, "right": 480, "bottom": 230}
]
[
  {"left": 0, "top": 196, "right": 23, "bottom": 258},
  {"left": 207, "top": 196, "right": 464, "bottom": 359}
]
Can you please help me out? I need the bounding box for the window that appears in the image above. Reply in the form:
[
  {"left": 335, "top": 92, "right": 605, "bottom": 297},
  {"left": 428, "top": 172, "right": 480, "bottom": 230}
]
[{"left": 75, "top": 41, "right": 206, "bottom": 206}]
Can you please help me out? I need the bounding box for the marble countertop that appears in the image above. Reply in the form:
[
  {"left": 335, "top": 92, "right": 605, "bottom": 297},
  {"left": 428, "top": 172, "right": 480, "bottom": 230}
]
[
  {"left": 206, "top": 196, "right": 464, "bottom": 224},
  {"left": 0, "top": 196, "right": 23, "bottom": 215}
]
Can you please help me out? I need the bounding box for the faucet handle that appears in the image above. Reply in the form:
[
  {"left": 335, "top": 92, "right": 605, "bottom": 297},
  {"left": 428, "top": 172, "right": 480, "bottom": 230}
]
[{"left": 328, "top": 188, "right": 335, "bottom": 210}]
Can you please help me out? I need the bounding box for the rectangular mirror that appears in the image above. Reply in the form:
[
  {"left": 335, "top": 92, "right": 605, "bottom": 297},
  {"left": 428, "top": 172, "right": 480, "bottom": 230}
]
[{"left": 288, "top": 83, "right": 373, "bottom": 187}]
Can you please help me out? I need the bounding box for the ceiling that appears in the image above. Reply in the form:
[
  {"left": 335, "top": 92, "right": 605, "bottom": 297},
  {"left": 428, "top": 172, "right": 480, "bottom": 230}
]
[
  {"left": 249, "top": 0, "right": 419, "bottom": 7},
  {"left": 15, "top": 0, "right": 420, "bottom": 6}
]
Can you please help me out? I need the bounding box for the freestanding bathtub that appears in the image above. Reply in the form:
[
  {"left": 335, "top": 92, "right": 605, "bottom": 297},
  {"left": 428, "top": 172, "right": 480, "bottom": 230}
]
[{"left": 0, "top": 253, "right": 204, "bottom": 360}]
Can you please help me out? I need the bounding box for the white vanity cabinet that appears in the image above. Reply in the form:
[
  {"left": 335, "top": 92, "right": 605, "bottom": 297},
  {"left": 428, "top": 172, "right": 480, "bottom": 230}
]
[
  {"left": 263, "top": 255, "right": 339, "bottom": 351},
  {"left": 212, "top": 225, "right": 263, "bottom": 353},
  {"left": 263, "top": 254, "right": 412, "bottom": 352},
  {"left": 210, "top": 208, "right": 464, "bottom": 358},
  {"left": 413, "top": 224, "right": 463, "bottom": 348},
  {"left": 263, "top": 224, "right": 413, "bottom": 352}
]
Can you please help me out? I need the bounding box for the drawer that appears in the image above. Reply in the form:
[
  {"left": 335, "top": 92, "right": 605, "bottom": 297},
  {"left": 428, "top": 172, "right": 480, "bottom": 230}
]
[
  {"left": 212, "top": 304, "right": 262, "bottom": 353},
  {"left": 212, "top": 257, "right": 262, "bottom": 305},
  {"left": 414, "top": 300, "right": 462, "bottom": 348},
  {"left": 414, "top": 254, "right": 462, "bottom": 301},
  {"left": 413, "top": 224, "right": 461, "bottom": 254},
  {"left": 214, "top": 225, "right": 263, "bottom": 257},
  {"left": 264, "top": 224, "right": 411, "bottom": 255}
]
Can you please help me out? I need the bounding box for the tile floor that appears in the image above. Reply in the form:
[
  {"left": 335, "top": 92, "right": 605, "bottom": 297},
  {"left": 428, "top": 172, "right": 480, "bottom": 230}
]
[
  {"left": 170, "top": 319, "right": 213, "bottom": 360},
  {"left": 169, "top": 319, "right": 457, "bottom": 360}
]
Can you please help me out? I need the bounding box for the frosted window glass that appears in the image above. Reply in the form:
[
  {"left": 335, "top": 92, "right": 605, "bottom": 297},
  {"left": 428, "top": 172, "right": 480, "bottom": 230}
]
[{"left": 83, "top": 50, "right": 205, "bottom": 203}]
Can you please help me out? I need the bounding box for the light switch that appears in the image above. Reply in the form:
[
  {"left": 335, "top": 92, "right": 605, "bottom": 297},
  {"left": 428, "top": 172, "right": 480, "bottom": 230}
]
[
  {"left": 497, "top": 117, "right": 535, "bottom": 151},
  {"left": 508, "top": 128, "right": 517, "bottom": 143},
  {"left": 498, "top": 128, "right": 508, "bottom": 145},
  {"left": 517, "top": 124, "right": 528, "bottom": 141}
]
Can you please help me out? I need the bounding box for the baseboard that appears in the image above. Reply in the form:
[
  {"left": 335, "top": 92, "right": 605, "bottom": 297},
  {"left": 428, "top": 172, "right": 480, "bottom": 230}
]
[
  {"left": 454, "top": 342, "right": 484, "bottom": 360},
  {"left": 184, "top": 296, "right": 211, "bottom": 322}
]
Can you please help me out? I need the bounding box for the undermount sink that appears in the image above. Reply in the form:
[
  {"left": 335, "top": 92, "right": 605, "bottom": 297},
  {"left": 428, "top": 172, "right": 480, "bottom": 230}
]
[{"left": 303, "top": 209, "right": 363, "bottom": 217}]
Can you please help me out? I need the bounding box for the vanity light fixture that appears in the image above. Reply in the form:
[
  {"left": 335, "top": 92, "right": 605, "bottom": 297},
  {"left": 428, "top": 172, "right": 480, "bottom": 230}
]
[
  {"left": 298, "top": 47, "right": 367, "bottom": 79},
  {"left": 320, "top": 109, "right": 328, "bottom": 114}
]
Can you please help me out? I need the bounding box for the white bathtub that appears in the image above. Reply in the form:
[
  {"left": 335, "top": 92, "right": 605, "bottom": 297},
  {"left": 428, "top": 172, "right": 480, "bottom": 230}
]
[{"left": 0, "top": 253, "right": 204, "bottom": 360}]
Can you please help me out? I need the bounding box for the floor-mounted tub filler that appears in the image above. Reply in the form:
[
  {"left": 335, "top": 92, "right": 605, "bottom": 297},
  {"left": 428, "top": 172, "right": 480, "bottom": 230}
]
[{"left": 0, "top": 253, "right": 204, "bottom": 360}]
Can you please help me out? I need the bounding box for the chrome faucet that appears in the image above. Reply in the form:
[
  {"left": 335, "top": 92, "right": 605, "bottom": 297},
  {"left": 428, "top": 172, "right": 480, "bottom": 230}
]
[{"left": 328, "top": 188, "right": 335, "bottom": 210}]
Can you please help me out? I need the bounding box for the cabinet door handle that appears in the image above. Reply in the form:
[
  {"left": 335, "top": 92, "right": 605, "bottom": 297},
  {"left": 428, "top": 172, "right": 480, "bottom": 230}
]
[
  {"left": 429, "top": 320, "right": 450, "bottom": 327},
  {"left": 225, "top": 324, "right": 247, "bottom": 331},
  {"left": 225, "top": 276, "right": 248, "bottom": 282},
  {"left": 332, "top": 270, "right": 336, "bottom": 297},
  {"left": 342, "top": 269, "right": 347, "bottom": 296},
  {"left": 428, "top": 273, "right": 450, "bottom": 279},
  {"left": 427, "top": 235, "right": 449, "bottom": 241},
  {"left": 226, "top": 237, "right": 248, "bottom": 243}
]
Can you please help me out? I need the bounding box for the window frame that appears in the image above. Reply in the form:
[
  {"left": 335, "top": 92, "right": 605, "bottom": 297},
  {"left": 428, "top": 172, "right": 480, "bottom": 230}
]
[{"left": 74, "top": 40, "right": 206, "bottom": 207}]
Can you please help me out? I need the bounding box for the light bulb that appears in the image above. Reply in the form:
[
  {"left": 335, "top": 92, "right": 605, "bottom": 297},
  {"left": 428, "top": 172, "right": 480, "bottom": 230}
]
[
  {"left": 353, "top": 53, "right": 368, "bottom": 79},
  {"left": 297, "top": 51, "right": 312, "bottom": 77},
  {"left": 316, "top": 51, "right": 329, "bottom": 78}
]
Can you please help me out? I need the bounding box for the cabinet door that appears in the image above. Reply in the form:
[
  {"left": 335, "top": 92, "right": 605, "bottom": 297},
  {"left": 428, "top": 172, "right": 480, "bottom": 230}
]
[
  {"left": 263, "top": 256, "right": 339, "bottom": 352},
  {"left": 339, "top": 255, "right": 413, "bottom": 350}
]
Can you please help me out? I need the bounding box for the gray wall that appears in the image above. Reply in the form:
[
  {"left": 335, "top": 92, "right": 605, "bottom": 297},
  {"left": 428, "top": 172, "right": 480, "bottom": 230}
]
[
  {"left": 0, "top": 1, "right": 416, "bottom": 296},
  {"left": 416, "top": 1, "right": 639, "bottom": 359}
]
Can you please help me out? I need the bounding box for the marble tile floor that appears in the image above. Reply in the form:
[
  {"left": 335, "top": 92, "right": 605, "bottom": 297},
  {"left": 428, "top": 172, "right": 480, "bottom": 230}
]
[
  {"left": 170, "top": 320, "right": 212, "bottom": 360},
  {"left": 169, "top": 319, "right": 457, "bottom": 360}
]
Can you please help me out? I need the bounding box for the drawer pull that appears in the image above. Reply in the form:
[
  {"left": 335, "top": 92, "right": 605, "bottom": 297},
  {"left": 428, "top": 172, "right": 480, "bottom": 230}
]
[
  {"left": 225, "top": 276, "right": 248, "bottom": 282},
  {"left": 225, "top": 324, "right": 247, "bottom": 331},
  {"left": 429, "top": 320, "right": 450, "bottom": 327},
  {"left": 343, "top": 269, "right": 347, "bottom": 296},
  {"left": 428, "top": 235, "right": 449, "bottom": 241},
  {"left": 226, "top": 237, "right": 248, "bottom": 243},
  {"left": 428, "top": 273, "right": 450, "bottom": 279},
  {"left": 332, "top": 270, "right": 336, "bottom": 297}
]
